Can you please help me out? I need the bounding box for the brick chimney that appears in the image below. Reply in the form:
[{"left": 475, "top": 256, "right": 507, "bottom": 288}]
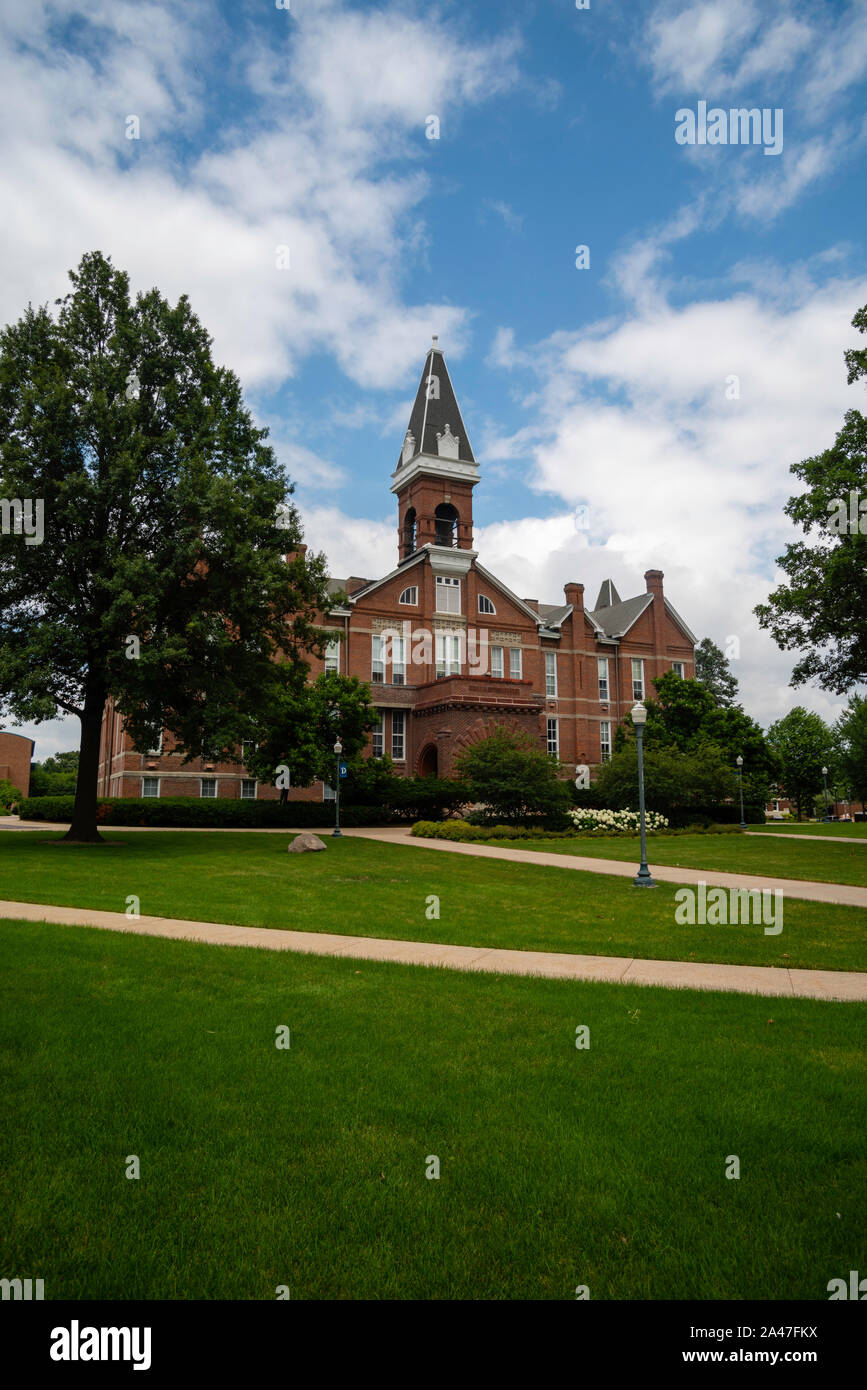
[
  {"left": 564, "top": 582, "right": 584, "bottom": 611},
  {"left": 522, "top": 598, "right": 539, "bottom": 613},
  {"left": 285, "top": 543, "right": 307, "bottom": 563},
  {"left": 644, "top": 569, "right": 664, "bottom": 597},
  {"left": 345, "top": 576, "right": 369, "bottom": 595}
]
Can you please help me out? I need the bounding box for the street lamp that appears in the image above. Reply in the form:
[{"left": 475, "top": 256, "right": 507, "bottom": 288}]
[
  {"left": 736, "top": 755, "right": 746, "bottom": 830},
  {"left": 333, "top": 737, "right": 343, "bottom": 837},
  {"left": 821, "top": 766, "right": 830, "bottom": 823},
  {"left": 631, "top": 701, "right": 656, "bottom": 888}
]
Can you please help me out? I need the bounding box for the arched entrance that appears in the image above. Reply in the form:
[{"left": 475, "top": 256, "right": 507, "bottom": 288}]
[{"left": 418, "top": 743, "right": 438, "bottom": 777}]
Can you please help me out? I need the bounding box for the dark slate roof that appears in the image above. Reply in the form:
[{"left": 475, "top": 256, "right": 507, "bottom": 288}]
[
  {"left": 594, "top": 579, "right": 622, "bottom": 610},
  {"left": 398, "top": 342, "right": 475, "bottom": 467},
  {"left": 538, "top": 603, "right": 571, "bottom": 627},
  {"left": 588, "top": 592, "right": 652, "bottom": 638}
]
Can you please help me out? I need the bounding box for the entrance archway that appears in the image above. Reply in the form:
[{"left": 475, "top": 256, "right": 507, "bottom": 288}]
[{"left": 418, "top": 743, "right": 438, "bottom": 777}]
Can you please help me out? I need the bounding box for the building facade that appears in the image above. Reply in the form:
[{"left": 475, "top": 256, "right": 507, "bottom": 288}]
[
  {"left": 0, "top": 730, "right": 33, "bottom": 798},
  {"left": 97, "top": 339, "right": 696, "bottom": 801}
]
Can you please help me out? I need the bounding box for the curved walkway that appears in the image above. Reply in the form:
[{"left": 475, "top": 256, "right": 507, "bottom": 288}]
[
  {"left": 343, "top": 827, "right": 867, "bottom": 909},
  {"left": 1, "top": 898, "right": 864, "bottom": 1002}
]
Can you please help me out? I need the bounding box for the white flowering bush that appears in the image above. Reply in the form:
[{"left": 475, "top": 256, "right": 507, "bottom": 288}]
[{"left": 567, "top": 807, "right": 669, "bottom": 835}]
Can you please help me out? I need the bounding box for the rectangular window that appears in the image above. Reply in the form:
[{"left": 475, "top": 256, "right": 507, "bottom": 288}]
[
  {"left": 545, "top": 651, "right": 557, "bottom": 698},
  {"left": 600, "top": 720, "right": 612, "bottom": 763},
  {"left": 509, "top": 647, "right": 522, "bottom": 679},
  {"left": 631, "top": 658, "right": 644, "bottom": 700},
  {"left": 546, "top": 717, "right": 559, "bottom": 757},
  {"left": 392, "top": 635, "right": 406, "bottom": 685},
  {"left": 146, "top": 732, "right": 163, "bottom": 756},
  {"left": 323, "top": 783, "right": 335, "bottom": 802},
  {"left": 325, "top": 639, "right": 340, "bottom": 676},
  {"left": 671, "top": 661, "right": 684, "bottom": 678},
  {"left": 371, "top": 633, "right": 384, "bottom": 683},
  {"left": 371, "top": 712, "right": 385, "bottom": 758},
  {"left": 392, "top": 710, "right": 405, "bottom": 760},
  {"left": 597, "top": 657, "right": 609, "bottom": 701},
  {"left": 141, "top": 777, "right": 160, "bottom": 798},
  {"left": 435, "top": 633, "right": 461, "bottom": 678},
  {"left": 490, "top": 645, "right": 504, "bottom": 679},
  {"left": 200, "top": 778, "right": 218, "bottom": 798},
  {"left": 241, "top": 740, "right": 256, "bottom": 765},
  {"left": 240, "top": 779, "right": 257, "bottom": 800},
  {"left": 435, "top": 575, "right": 461, "bottom": 614}
]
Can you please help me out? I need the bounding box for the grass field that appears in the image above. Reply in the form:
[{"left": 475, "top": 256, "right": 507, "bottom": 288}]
[
  {"left": 0, "top": 830, "right": 865, "bottom": 972},
  {"left": 752, "top": 823, "right": 867, "bottom": 838},
  {"left": 474, "top": 830, "right": 867, "bottom": 888},
  {"left": 1, "top": 919, "right": 864, "bottom": 1300}
]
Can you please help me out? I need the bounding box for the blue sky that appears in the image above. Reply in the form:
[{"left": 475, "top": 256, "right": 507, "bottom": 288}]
[{"left": 1, "top": 0, "right": 866, "bottom": 757}]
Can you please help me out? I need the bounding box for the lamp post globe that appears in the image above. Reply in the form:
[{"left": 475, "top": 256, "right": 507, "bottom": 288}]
[
  {"left": 736, "top": 754, "right": 746, "bottom": 829},
  {"left": 821, "top": 765, "right": 830, "bottom": 823},
  {"left": 631, "top": 701, "right": 656, "bottom": 888}
]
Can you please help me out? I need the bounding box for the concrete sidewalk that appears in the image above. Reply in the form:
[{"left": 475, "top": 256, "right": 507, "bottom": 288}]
[
  {"left": 746, "top": 831, "right": 867, "bottom": 845},
  {"left": 1, "top": 897, "right": 864, "bottom": 1002},
  {"left": 342, "top": 827, "right": 867, "bottom": 909}
]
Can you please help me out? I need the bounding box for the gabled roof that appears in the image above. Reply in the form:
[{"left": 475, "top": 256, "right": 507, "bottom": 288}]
[
  {"left": 398, "top": 340, "right": 475, "bottom": 467},
  {"left": 588, "top": 592, "right": 653, "bottom": 638},
  {"left": 538, "top": 603, "right": 571, "bottom": 627},
  {"left": 664, "top": 598, "right": 697, "bottom": 645},
  {"left": 473, "top": 562, "right": 559, "bottom": 627},
  {"left": 335, "top": 551, "right": 426, "bottom": 604}
]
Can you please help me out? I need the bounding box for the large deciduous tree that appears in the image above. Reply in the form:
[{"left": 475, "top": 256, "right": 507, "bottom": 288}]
[
  {"left": 765, "top": 707, "right": 836, "bottom": 821},
  {"left": 0, "top": 251, "right": 330, "bottom": 841},
  {"left": 755, "top": 302, "right": 867, "bottom": 693},
  {"left": 834, "top": 694, "right": 867, "bottom": 804},
  {"left": 693, "top": 637, "right": 739, "bottom": 707}
]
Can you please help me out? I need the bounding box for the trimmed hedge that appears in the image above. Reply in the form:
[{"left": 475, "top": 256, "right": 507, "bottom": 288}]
[
  {"left": 411, "top": 819, "right": 744, "bottom": 843},
  {"left": 18, "top": 796, "right": 399, "bottom": 829}
]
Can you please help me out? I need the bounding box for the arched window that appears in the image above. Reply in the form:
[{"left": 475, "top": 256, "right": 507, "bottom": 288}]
[
  {"left": 403, "top": 507, "right": 417, "bottom": 557},
  {"left": 478, "top": 595, "right": 496, "bottom": 615},
  {"left": 399, "top": 586, "right": 418, "bottom": 605},
  {"left": 434, "top": 502, "right": 459, "bottom": 548}
]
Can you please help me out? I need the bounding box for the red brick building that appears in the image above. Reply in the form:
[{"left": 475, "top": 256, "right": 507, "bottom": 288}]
[
  {"left": 0, "top": 730, "right": 33, "bottom": 797},
  {"left": 97, "top": 339, "right": 696, "bottom": 802}
]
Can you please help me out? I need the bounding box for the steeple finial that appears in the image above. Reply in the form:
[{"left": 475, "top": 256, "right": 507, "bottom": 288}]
[{"left": 431, "top": 334, "right": 439, "bottom": 350}]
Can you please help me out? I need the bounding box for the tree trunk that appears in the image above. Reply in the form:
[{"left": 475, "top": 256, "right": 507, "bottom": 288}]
[{"left": 63, "top": 684, "right": 107, "bottom": 843}]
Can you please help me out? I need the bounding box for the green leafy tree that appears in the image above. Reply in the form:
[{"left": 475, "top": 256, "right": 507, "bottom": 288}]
[
  {"left": 29, "top": 751, "right": 79, "bottom": 797},
  {"left": 694, "top": 637, "right": 739, "bottom": 707},
  {"left": 834, "top": 694, "right": 867, "bottom": 803},
  {"left": 615, "top": 671, "right": 777, "bottom": 803},
  {"left": 0, "top": 251, "right": 331, "bottom": 841},
  {"left": 244, "top": 671, "right": 379, "bottom": 800},
  {"left": 765, "top": 708, "right": 837, "bottom": 821},
  {"left": 454, "top": 723, "right": 570, "bottom": 824},
  {"left": 0, "top": 778, "right": 22, "bottom": 810},
  {"left": 593, "top": 744, "right": 737, "bottom": 817},
  {"left": 755, "top": 303, "right": 867, "bottom": 693}
]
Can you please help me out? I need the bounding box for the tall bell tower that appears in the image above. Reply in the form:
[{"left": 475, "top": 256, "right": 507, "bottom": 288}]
[{"left": 390, "top": 337, "right": 479, "bottom": 564}]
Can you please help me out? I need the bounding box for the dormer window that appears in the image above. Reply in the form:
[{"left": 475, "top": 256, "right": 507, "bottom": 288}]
[
  {"left": 401, "top": 430, "right": 415, "bottom": 465},
  {"left": 478, "top": 595, "right": 495, "bottom": 615},
  {"left": 399, "top": 586, "right": 418, "bottom": 605},
  {"left": 436, "top": 423, "right": 460, "bottom": 459}
]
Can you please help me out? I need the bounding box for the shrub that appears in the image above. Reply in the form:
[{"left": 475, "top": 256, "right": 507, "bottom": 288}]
[
  {"left": 0, "top": 779, "right": 23, "bottom": 811},
  {"left": 19, "top": 796, "right": 399, "bottom": 828},
  {"left": 454, "top": 724, "right": 572, "bottom": 823},
  {"left": 568, "top": 807, "right": 669, "bottom": 834}
]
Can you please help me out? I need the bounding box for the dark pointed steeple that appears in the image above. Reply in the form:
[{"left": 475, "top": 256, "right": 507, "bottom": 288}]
[{"left": 397, "top": 336, "right": 475, "bottom": 469}]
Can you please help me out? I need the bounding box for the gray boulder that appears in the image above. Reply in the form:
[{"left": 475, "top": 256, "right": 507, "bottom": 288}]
[{"left": 288, "top": 833, "right": 327, "bottom": 853}]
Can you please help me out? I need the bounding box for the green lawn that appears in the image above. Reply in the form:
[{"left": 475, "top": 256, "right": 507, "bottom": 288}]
[
  {"left": 475, "top": 830, "right": 867, "bottom": 888},
  {"left": 1, "top": 919, "right": 864, "bottom": 1300},
  {"left": 0, "top": 829, "right": 865, "bottom": 973},
  {"left": 752, "top": 823, "right": 867, "bottom": 838}
]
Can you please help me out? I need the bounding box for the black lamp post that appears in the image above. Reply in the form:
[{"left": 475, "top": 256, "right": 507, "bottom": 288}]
[
  {"left": 333, "top": 737, "right": 343, "bottom": 837},
  {"left": 821, "top": 765, "right": 830, "bottom": 823},
  {"left": 736, "top": 754, "right": 746, "bottom": 829},
  {"left": 631, "top": 701, "right": 656, "bottom": 887}
]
